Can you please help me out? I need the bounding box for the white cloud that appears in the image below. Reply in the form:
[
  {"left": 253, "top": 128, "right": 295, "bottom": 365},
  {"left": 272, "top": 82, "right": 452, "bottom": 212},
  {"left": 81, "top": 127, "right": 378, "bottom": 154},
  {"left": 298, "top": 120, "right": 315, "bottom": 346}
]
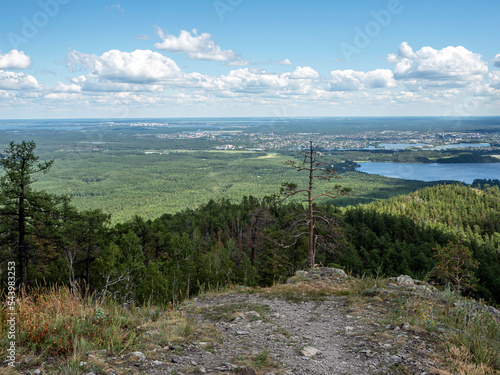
[
  {"left": 0, "top": 50, "right": 31, "bottom": 69},
  {"left": 0, "top": 70, "right": 40, "bottom": 90},
  {"left": 63, "top": 73, "right": 165, "bottom": 93},
  {"left": 0, "top": 90, "right": 12, "bottom": 98},
  {"left": 196, "top": 67, "right": 322, "bottom": 96},
  {"left": 217, "top": 68, "right": 290, "bottom": 92},
  {"left": 328, "top": 69, "right": 395, "bottom": 91},
  {"left": 155, "top": 28, "right": 240, "bottom": 62},
  {"left": 67, "top": 49, "right": 182, "bottom": 84},
  {"left": 288, "top": 66, "right": 320, "bottom": 79},
  {"left": 494, "top": 54, "right": 500, "bottom": 68},
  {"left": 276, "top": 58, "right": 292, "bottom": 66},
  {"left": 387, "top": 42, "right": 488, "bottom": 86},
  {"left": 54, "top": 81, "right": 82, "bottom": 93},
  {"left": 490, "top": 71, "right": 500, "bottom": 89},
  {"left": 224, "top": 59, "right": 251, "bottom": 66},
  {"left": 45, "top": 92, "right": 84, "bottom": 101}
]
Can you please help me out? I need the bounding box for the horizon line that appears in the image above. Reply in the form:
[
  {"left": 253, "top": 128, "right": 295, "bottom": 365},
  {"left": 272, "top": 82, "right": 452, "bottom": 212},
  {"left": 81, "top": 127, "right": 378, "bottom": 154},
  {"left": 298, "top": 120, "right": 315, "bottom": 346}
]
[{"left": 2, "top": 115, "right": 500, "bottom": 121}]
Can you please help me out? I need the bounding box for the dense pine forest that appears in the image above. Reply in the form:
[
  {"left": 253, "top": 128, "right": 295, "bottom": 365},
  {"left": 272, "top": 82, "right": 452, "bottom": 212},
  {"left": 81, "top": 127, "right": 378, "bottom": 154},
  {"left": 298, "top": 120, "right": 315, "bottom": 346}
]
[{"left": 1, "top": 141, "right": 500, "bottom": 306}]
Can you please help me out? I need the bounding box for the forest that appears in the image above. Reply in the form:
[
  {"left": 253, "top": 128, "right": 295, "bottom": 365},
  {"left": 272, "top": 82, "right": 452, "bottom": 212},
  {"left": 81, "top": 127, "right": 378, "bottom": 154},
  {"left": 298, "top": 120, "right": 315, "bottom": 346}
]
[{"left": 1, "top": 140, "right": 499, "bottom": 308}]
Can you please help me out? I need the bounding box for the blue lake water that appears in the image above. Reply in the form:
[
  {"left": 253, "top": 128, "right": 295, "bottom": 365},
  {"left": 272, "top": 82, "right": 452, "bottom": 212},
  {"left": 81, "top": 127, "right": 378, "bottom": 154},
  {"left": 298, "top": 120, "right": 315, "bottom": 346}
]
[{"left": 357, "top": 162, "right": 500, "bottom": 184}]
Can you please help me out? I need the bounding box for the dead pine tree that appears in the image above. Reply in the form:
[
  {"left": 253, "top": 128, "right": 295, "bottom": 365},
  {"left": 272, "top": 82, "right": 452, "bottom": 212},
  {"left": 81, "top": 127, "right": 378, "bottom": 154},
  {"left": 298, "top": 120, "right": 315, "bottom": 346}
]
[{"left": 278, "top": 141, "right": 351, "bottom": 269}]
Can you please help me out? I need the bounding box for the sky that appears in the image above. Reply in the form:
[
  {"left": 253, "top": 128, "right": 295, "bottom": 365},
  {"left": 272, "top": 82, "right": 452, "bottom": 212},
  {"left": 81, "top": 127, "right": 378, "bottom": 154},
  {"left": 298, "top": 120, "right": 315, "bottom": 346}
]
[{"left": 0, "top": 0, "right": 499, "bottom": 119}]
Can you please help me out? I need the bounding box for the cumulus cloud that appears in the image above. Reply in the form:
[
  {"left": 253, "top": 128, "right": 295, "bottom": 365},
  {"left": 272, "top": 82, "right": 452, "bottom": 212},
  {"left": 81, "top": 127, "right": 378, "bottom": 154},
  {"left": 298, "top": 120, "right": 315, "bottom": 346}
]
[
  {"left": 54, "top": 81, "right": 82, "bottom": 93},
  {"left": 490, "top": 71, "right": 500, "bottom": 89},
  {"left": 0, "top": 70, "right": 40, "bottom": 90},
  {"left": 276, "top": 58, "right": 292, "bottom": 66},
  {"left": 191, "top": 67, "right": 322, "bottom": 97},
  {"left": 0, "top": 50, "right": 31, "bottom": 69},
  {"left": 328, "top": 69, "right": 395, "bottom": 91},
  {"left": 0, "top": 90, "right": 11, "bottom": 98},
  {"left": 288, "top": 66, "right": 320, "bottom": 80},
  {"left": 66, "top": 49, "right": 182, "bottom": 84},
  {"left": 61, "top": 73, "right": 165, "bottom": 93},
  {"left": 155, "top": 28, "right": 240, "bottom": 62},
  {"left": 387, "top": 42, "right": 488, "bottom": 86},
  {"left": 494, "top": 54, "right": 500, "bottom": 68}
]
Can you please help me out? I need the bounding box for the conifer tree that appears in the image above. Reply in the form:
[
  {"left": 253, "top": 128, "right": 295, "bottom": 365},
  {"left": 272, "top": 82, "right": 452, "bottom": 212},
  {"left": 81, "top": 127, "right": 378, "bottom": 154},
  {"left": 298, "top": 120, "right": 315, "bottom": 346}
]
[
  {"left": 0, "top": 141, "right": 58, "bottom": 285},
  {"left": 279, "top": 141, "right": 351, "bottom": 268}
]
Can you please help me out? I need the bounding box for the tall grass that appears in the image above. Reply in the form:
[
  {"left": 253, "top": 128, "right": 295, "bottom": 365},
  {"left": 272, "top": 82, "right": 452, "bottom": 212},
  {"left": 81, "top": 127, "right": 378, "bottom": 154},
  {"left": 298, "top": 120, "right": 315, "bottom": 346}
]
[{"left": 0, "top": 284, "right": 205, "bottom": 362}]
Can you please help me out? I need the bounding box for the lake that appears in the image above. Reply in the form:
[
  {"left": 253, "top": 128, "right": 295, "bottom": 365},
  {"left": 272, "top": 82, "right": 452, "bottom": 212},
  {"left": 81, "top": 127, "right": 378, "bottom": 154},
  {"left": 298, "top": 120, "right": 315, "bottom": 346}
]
[{"left": 357, "top": 162, "right": 500, "bottom": 184}]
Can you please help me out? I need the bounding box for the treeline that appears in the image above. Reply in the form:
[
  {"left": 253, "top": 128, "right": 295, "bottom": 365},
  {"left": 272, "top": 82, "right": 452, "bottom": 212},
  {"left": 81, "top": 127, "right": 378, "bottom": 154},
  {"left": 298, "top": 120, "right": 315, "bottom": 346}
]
[
  {"left": 473, "top": 179, "right": 500, "bottom": 188},
  {"left": 327, "top": 149, "right": 500, "bottom": 164},
  {"left": 354, "top": 184, "right": 500, "bottom": 303}
]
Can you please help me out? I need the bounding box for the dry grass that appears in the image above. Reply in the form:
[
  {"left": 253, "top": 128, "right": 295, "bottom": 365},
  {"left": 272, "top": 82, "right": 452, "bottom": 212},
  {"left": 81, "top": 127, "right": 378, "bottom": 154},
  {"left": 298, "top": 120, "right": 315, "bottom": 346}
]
[
  {"left": 0, "top": 285, "right": 220, "bottom": 373},
  {"left": 432, "top": 345, "right": 498, "bottom": 375},
  {"left": 254, "top": 280, "right": 350, "bottom": 303},
  {"left": 0, "top": 367, "right": 18, "bottom": 375}
]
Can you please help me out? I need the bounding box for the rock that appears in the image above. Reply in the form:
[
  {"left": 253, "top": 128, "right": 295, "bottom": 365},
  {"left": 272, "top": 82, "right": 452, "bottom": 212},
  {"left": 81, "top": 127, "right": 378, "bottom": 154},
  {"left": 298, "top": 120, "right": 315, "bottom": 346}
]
[
  {"left": 318, "top": 267, "right": 347, "bottom": 278},
  {"left": 295, "top": 270, "right": 309, "bottom": 278},
  {"left": 236, "top": 330, "right": 250, "bottom": 335},
  {"left": 125, "top": 351, "right": 146, "bottom": 361},
  {"left": 301, "top": 346, "right": 320, "bottom": 357},
  {"left": 151, "top": 360, "right": 163, "bottom": 366},
  {"left": 397, "top": 275, "right": 414, "bottom": 285},
  {"left": 402, "top": 322, "right": 411, "bottom": 330},
  {"left": 222, "top": 362, "right": 238, "bottom": 369},
  {"left": 485, "top": 305, "right": 500, "bottom": 320},
  {"left": 171, "top": 356, "right": 181, "bottom": 363},
  {"left": 84, "top": 373, "right": 96, "bottom": 375},
  {"left": 34, "top": 370, "right": 42, "bottom": 375}
]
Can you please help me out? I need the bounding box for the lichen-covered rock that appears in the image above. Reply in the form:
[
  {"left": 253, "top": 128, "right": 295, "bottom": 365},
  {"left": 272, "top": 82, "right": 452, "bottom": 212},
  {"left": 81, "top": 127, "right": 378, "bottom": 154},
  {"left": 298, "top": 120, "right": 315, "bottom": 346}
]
[
  {"left": 396, "top": 275, "right": 414, "bottom": 285},
  {"left": 125, "top": 351, "right": 146, "bottom": 361}
]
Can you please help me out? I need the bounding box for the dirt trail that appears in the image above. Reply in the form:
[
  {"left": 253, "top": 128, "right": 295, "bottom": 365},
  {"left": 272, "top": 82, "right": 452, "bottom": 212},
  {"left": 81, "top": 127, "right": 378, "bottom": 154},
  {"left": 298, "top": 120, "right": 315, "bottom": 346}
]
[{"left": 155, "top": 291, "right": 439, "bottom": 375}]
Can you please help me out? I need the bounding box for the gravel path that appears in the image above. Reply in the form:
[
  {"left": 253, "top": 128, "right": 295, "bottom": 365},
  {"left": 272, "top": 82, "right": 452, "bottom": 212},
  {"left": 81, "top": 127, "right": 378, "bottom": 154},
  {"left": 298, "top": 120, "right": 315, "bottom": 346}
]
[{"left": 151, "top": 292, "right": 439, "bottom": 375}]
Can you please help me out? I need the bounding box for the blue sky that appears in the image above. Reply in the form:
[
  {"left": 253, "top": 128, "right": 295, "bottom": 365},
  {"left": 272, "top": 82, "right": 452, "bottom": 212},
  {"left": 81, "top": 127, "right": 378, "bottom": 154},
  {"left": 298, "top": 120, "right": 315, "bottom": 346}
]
[{"left": 0, "top": 0, "right": 499, "bottom": 118}]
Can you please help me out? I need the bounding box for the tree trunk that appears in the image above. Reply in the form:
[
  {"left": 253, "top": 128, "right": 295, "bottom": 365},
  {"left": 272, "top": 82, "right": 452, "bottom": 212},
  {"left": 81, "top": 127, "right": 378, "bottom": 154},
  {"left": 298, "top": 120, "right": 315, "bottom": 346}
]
[
  {"left": 308, "top": 141, "right": 315, "bottom": 269},
  {"left": 18, "top": 180, "right": 27, "bottom": 285}
]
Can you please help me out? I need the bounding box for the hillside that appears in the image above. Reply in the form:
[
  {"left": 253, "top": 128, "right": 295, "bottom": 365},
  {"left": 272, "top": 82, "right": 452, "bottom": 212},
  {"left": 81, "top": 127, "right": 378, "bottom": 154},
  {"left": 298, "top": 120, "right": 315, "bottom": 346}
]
[{"left": 342, "top": 184, "right": 500, "bottom": 304}]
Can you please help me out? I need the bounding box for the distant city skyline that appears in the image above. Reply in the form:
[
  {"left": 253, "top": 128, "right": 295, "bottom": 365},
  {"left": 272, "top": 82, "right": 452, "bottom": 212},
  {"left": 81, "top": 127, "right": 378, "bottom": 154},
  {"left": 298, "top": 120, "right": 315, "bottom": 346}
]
[{"left": 0, "top": 0, "right": 499, "bottom": 119}]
